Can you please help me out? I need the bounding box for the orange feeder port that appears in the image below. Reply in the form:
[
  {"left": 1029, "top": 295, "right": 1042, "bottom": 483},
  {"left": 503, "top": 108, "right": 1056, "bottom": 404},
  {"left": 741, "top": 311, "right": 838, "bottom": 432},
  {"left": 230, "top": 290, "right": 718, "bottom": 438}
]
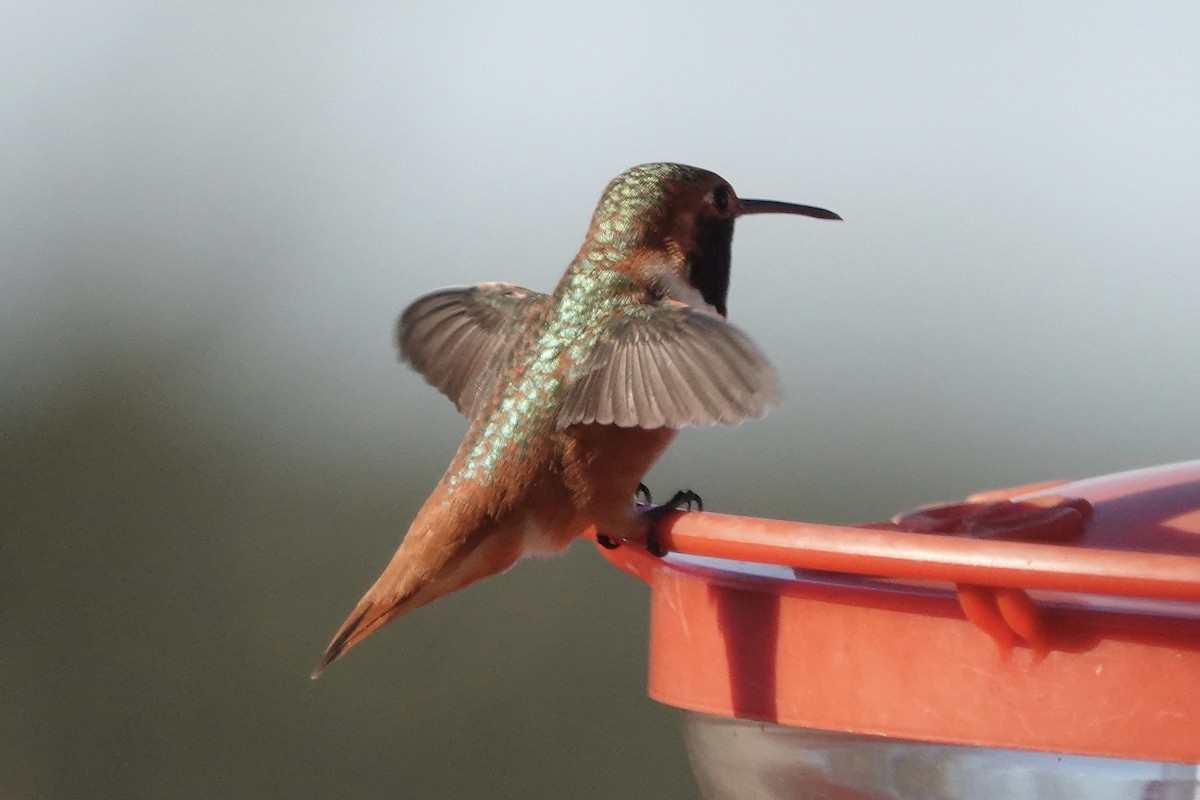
[{"left": 594, "top": 461, "right": 1200, "bottom": 797}]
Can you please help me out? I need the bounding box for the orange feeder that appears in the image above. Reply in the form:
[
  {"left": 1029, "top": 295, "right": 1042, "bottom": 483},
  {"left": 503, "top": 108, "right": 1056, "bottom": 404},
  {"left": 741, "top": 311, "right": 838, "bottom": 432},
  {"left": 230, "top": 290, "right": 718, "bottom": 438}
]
[{"left": 595, "top": 461, "right": 1200, "bottom": 798}]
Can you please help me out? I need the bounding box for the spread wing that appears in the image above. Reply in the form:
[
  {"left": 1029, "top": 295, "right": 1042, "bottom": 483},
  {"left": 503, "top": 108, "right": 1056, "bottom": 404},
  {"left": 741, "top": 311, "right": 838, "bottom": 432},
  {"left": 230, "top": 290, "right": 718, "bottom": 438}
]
[
  {"left": 557, "top": 304, "right": 780, "bottom": 430},
  {"left": 397, "top": 283, "right": 551, "bottom": 420}
]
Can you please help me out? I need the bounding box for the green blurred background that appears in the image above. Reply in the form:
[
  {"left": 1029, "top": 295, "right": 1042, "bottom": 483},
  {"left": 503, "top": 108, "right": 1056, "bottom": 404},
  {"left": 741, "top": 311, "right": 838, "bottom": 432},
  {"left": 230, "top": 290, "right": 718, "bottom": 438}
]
[{"left": 4, "top": 3, "right": 1199, "bottom": 798}]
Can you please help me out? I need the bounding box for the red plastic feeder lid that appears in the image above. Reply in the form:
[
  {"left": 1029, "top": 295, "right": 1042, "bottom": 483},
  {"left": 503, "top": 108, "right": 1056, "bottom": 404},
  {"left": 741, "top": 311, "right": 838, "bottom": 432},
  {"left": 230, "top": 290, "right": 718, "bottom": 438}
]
[{"left": 595, "top": 460, "right": 1200, "bottom": 764}]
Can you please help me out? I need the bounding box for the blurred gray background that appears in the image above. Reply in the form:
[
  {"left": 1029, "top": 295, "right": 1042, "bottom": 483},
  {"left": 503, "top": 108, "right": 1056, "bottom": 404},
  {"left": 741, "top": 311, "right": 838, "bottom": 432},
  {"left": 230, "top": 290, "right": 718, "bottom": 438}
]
[{"left": 4, "top": 2, "right": 1199, "bottom": 798}]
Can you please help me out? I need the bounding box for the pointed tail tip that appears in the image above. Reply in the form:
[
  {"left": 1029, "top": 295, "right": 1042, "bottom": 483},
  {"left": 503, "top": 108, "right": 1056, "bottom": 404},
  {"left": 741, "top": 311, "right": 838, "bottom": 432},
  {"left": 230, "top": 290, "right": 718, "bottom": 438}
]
[
  {"left": 310, "top": 637, "right": 346, "bottom": 679},
  {"left": 310, "top": 605, "right": 373, "bottom": 680},
  {"left": 310, "top": 649, "right": 337, "bottom": 680}
]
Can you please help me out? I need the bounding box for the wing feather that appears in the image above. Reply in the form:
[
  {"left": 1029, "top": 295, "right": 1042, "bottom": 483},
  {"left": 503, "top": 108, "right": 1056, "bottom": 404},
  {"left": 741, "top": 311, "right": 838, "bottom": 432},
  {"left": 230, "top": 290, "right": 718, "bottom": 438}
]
[
  {"left": 557, "top": 304, "right": 780, "bottom": 430},
  {"left": 397, "top": 283, "right": 551, "bottom": 419}
]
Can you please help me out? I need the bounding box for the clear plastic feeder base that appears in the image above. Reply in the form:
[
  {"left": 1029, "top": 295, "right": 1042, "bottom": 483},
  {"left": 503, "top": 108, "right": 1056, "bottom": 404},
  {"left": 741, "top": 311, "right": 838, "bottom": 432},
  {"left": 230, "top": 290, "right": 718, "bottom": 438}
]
[{"left": 683, "top": 712, "right": 1200, "bottom": 800}]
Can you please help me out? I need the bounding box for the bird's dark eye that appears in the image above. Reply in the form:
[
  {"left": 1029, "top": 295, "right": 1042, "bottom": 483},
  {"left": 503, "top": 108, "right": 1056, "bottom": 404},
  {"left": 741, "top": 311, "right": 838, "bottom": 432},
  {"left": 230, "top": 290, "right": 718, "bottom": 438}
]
[{"left": 711, "top": 184, "right": 730, "bottom": 213}]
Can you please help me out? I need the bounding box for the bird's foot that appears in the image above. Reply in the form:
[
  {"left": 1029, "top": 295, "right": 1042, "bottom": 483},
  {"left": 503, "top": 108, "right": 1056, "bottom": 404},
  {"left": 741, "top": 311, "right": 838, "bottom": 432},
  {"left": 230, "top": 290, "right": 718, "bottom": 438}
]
[
  {"left": 643, "top": 531, "right": 669, "bottom": 558},
  {"left": 641, "top": 489, "right": 704, "bottom": 557},
  {"left": 596, "top": 532, "right": 621, "bottom": 550},
  {"left": 656, "top": 489, "right": 703, "bottom": 514},
  {"left": 599, "top": 488, "right": 702, "bottom": 556}
]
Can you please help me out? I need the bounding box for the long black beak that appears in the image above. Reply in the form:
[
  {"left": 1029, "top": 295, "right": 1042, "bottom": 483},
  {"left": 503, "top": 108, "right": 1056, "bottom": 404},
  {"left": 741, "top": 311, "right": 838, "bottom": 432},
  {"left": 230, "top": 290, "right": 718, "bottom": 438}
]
[{"left": 737, "top": 198, "right": 842, "bottom": 221}]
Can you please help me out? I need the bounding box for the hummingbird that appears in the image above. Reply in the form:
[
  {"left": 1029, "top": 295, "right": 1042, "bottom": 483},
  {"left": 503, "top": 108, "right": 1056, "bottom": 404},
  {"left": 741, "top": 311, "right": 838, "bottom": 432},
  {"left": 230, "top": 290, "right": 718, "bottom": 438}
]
[{"left": 313, "top": 163, "right": 839, "bottom": 676}]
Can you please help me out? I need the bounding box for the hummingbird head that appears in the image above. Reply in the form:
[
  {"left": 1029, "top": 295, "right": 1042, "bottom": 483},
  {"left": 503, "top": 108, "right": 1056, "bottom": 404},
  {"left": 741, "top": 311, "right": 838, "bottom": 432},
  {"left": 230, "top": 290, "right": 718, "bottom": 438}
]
[{"left": 580, "top": 163, "right": 840, "bottom": 317}]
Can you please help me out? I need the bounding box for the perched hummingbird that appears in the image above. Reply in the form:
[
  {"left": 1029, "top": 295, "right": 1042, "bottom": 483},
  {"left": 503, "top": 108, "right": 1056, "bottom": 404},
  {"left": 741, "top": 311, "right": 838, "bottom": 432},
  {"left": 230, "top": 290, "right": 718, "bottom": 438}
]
[{"left": 313, "top": 163, "right": 839, "bottom": 676}]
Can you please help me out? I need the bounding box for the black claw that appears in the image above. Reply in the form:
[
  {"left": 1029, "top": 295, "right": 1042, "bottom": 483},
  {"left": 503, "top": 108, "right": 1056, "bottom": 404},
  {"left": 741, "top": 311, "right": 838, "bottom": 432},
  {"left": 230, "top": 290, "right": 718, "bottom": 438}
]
[
  {"left": 662, "top": 489, "right": 703, "bottom": 513},
  {"left": 636, "top": 483, "right": 653, "bottom": 504},
  {"left": 637, "top": 488, "right": 704, "bottom": 558},
  {"left": 596, "top": 533, "right": 621, "bottom": 550},
  {"left": 645, "top": 530, "right": 668, "bottom": 558}
]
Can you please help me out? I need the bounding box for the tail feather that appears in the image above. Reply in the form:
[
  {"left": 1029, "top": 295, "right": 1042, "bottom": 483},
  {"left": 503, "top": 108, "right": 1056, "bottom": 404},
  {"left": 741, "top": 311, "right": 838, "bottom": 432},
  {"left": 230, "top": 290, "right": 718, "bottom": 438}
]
[
  {"left": 311, "top": 502, "right": 453, "bottom": 679},
  {"left": 311, "top": 597, "right": 406, "bottom": 678},
  {"left": 311, "top": 500, "right": 524, "bottom": 678},
  {"left": 311, "top": 529, "right": 453, "bottom": 678}
]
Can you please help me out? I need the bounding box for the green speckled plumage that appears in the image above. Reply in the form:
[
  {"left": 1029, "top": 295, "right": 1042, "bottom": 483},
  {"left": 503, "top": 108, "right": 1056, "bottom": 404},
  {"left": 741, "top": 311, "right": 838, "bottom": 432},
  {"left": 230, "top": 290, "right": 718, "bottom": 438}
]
[
  {"left": 446, "top": 164, "right": 711, "bottom": 492},
  {"left": 581, "top": 163, "right": 708, "bottom": 264}
]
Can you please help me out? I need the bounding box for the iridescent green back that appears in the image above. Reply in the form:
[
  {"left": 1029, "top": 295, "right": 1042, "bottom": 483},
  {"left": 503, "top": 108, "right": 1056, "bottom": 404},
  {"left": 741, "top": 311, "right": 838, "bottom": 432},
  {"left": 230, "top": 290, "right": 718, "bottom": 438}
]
[{"left": 447, "top": 164, "right": 705, "bottom": 492}]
